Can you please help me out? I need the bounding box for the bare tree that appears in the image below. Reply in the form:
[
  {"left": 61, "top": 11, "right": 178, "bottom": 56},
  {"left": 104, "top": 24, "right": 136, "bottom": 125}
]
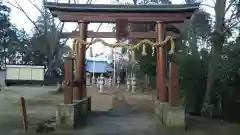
[
  {"left": 4, "top": 0, "right": 96, "bottom": 70},
  {"left": 202, "top": 0, "right": 239, "bottom": 114}
]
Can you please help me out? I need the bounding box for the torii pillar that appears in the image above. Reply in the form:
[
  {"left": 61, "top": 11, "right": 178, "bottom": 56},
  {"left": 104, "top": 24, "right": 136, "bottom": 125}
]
[
  {"left": 56, "top": 22, "right": 91, "bottom": 128},
  {"left": 74, "top": 22, "right": 88, "bottom": 100},
  {"left": 168, "top": 62, "right": 180, "bottom": 106},
  {"left": 156, "top": 22, "right": 167, "bottom": 102},
  {"left": 155, "top": 22, "right": 184, "bottom": 128}
]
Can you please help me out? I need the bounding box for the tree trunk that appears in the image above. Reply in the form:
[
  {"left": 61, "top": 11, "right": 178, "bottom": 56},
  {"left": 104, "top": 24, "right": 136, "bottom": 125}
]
[
  {"left": 204, "top": 35, "right": 223, "bottom": 103},
  {"left": 202, "top": 0, "right": 226, "bottom": 113}
]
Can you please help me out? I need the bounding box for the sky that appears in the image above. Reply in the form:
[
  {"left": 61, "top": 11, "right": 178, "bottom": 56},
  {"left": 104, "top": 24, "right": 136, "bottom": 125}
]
[{"left": 6, "top": 0, "right": 215, "bottom": 56}]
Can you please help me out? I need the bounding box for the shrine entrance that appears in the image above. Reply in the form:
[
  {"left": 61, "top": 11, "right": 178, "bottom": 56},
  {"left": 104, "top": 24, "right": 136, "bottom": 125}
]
[{"left": 44, "top": 2, "right": 199, "bottom": 130}]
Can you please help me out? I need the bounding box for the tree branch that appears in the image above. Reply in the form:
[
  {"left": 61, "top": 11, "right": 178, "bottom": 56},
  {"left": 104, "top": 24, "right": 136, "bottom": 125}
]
[
  {"left": 4, "top": 0, "right": 39, "bottom": 30},
  {"left": 27, "top": 0, "right": 43, "bottom": 14},
  {"left": 225, "top": 0, "right": 236, "bottom": 14},
  {"left": 222, "top": 21, "right": 239, "bottom": 36},
  {"left": 225, "top": 15, "right": 238, "bottom": 27},
  {"left": 91, "top": 0, "right": 98, "bottom": 4},
  {"left": 49, "top": 0, "right": 88, "bottom": 64},
  {"left": 51, "top": 0, "right": 97, "bottom": 53},
  {"left": 59, "top": 0, "right": 96, "bottom": 48},
  {"left": 224, "top": 20, "right": 239, "bottom": 34},
  {"left": 86, "top": 0, "right": 93, "bottom": 4},
  {"left": 224, "top": 6, "right": 238, "bottom": 27},
  {"left": 86, "top": 23, "right": 103, "bottom": 50},
  {"left": 211, "top": 0, "right": 216, "bottom": 5}
]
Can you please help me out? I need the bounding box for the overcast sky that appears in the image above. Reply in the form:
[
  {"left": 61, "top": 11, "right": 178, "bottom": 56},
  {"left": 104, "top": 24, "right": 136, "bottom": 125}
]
[{"left": 5, "top": 0, "right": 214, "bottom": 55}]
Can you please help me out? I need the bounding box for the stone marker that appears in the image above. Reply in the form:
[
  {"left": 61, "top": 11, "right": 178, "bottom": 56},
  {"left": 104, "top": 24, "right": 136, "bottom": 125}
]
[{"left": 131, "top": 74, "right": 136, "bottom": 93}]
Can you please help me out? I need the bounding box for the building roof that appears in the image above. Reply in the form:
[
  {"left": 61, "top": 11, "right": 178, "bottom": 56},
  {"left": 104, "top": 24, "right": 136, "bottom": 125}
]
[
  {"left": 85, "top": 60, "right": 112, "bottom": 73},
  {"left": 45, "top": 2, "right": 200, "bottom": 13}
]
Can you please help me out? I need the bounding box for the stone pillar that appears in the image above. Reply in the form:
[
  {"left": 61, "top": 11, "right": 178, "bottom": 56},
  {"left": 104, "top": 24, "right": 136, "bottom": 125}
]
[
  {"left": 144, "top": 73, "right": 148, "bottom": 88},
  {"left": 116, "top": 76, "right": 120, "bottom": 88},
  {"left": 99, "top": 74, "right": 104, "bottom": 93},
  {"left": 74, "top": 22, "right": 88, "bottom": 100},
  {"left": 96, "top": 76, "right": 100, "bottom": 89},
  {"left": 89, "top": 46, "right": 93, "bottom": 57},
  {"left": 131, "top": 74, "right": 136, "bottom": 93},
  {"left": 147, "top": 75, "right": 150, "bottom": 86},
  {"left": 86, "top": 73, "right": 91, "bottom": 86},
  {"left": 156, "top": 22, "right": 167, "bottom": 102},
  {"left": 108, "top": 76, "right": 112, "bottom": 88},
  {"left": 104, "top": 77, "right": 108, "bottom": 86},
  {"left": 91, "top": 75, "right": 96, "bottom": 86},
  {"left": 63, "top": 56, "right": 74, "bottom": 104},
  {"left": 126, "top": 76, "right": 131, "bottom": 91}
]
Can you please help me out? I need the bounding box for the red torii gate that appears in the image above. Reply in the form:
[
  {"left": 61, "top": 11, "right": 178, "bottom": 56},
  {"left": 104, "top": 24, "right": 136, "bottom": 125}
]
[{"left": 45, "top": 2, "right": 199, "bottom": 128}]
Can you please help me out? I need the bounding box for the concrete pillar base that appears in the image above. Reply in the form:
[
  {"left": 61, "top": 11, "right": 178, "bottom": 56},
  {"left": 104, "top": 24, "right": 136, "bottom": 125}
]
[
  {"left": 154, "top": 100, "right": 169, "bottom": 122},
  {"left": 56, "top": 97, "right": 91, "bottom": 129},
  {"left": 155, "top": 100, "right": 185, "bottom": 129}
]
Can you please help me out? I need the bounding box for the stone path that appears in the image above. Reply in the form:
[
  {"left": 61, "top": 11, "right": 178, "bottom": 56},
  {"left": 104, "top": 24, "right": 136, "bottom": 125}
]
[
  {"left": 83, "top": 112, "right": 158, "bottom": 135},
  {"left": 23, "top": 110, "right": 161, "bottom": 135},
  {"left": 37, "top": 111, "right": 160, "bottom": 135}
]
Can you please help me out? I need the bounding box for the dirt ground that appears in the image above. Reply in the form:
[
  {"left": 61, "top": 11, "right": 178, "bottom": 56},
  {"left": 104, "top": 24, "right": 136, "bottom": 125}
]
[
  {"left": 0, "top": 86, "right": 63, "bottom": 135},
  {"left": 0, "top": 86, "right": 240, "bottom": 135}
]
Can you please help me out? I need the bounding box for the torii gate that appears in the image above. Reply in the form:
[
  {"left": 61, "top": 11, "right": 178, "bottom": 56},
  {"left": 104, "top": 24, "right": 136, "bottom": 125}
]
[
  {"left": 61, "top": 26, "right": 182, "bottom": 88},
  {"left": 45, "top": 2, "right": 199, "bottom": 128}
]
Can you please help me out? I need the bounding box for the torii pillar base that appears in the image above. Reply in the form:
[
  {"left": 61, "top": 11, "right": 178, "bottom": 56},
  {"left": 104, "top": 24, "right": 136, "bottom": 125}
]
[
  {"left": 154, "top": 100, "right": 185, "bottom": 129},
  {"left": 56, "top": 97, "right": 91, "bottom": 129}
]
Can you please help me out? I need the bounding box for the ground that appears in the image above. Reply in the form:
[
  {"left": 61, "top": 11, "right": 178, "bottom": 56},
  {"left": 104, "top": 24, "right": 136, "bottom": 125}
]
[
  {"left": 0, "top": 86, "right": 62, "bottom": 135},
  {"left": 0, "top": 84, "right": 240, "bottom": 135}
]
